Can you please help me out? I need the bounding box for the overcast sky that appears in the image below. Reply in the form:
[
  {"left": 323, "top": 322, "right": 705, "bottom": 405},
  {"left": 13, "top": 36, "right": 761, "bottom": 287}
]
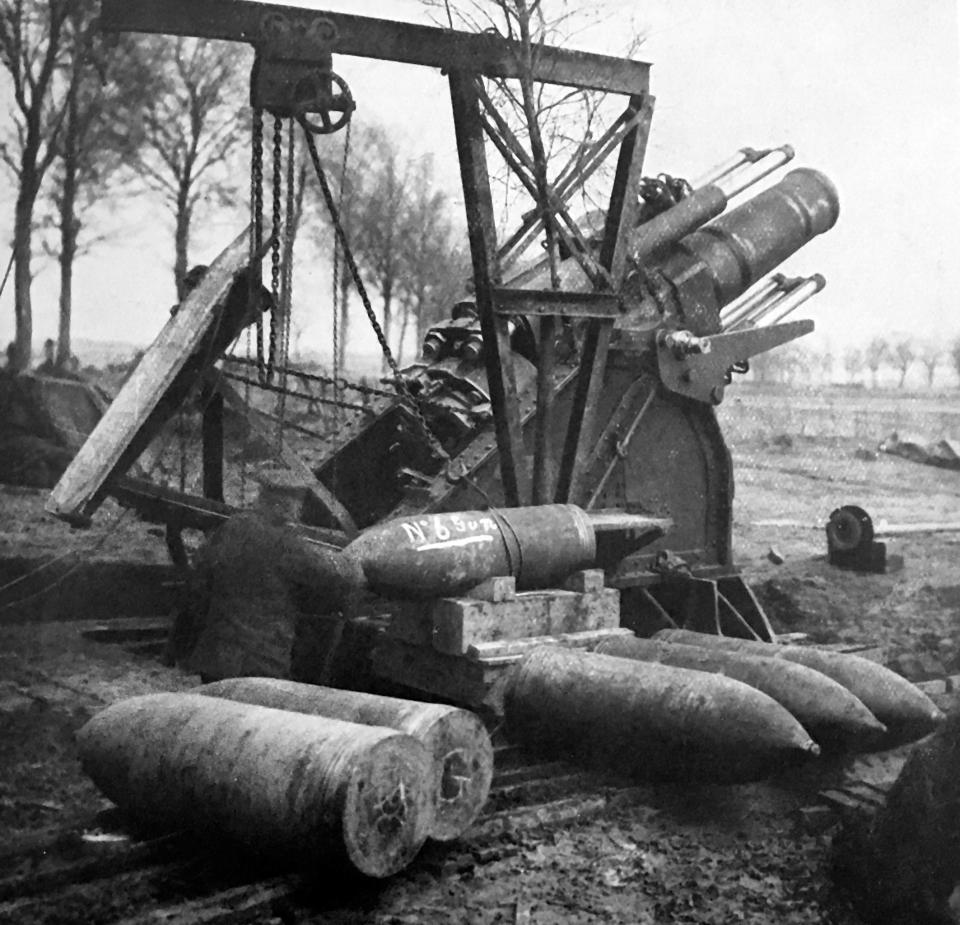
[{"left": 1, "top": 0, "right": 958, "bottom": 363}]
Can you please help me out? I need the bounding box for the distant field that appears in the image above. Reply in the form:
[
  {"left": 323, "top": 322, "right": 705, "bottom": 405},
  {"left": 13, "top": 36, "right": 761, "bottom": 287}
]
[{"left": 719, "top": 383, "right": 960, "bottom": 444}]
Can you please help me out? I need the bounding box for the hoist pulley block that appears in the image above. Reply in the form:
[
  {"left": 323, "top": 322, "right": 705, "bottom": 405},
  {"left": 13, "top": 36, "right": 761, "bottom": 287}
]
[{"left": 250, "top": 10, "right": 354, "bottom": 134}]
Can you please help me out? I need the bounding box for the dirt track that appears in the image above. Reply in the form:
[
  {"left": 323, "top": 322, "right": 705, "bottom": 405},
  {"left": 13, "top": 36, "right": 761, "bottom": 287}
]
[{"left": 2, "top": 421, "right": 960, "bottom": 923}]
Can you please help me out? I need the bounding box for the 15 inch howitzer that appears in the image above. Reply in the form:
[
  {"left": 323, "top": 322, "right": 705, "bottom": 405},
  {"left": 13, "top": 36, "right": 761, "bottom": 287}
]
[{"left": 50, "top": 1, "right": 838, "bottom": 687}]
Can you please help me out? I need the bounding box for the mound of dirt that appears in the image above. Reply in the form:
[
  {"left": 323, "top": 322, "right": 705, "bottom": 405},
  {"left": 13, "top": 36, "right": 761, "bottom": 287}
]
[
  {"left": 834, "top": 709, "right": 960, "bottom": 924},
  {"left": 0, "top": 373, "right": 107, "bottom": 489}
]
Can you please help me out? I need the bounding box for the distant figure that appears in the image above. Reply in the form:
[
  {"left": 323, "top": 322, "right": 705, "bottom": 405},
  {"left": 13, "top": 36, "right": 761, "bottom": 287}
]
[{"left": 34, "top": 338, "right": 57, "bottom": 376}]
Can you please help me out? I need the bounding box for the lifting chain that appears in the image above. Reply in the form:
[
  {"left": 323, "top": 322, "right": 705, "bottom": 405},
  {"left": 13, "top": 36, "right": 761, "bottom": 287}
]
[
  {"left": 268, "top": 115, "right": 284, "bottom": 382},
  {"left": 331, "top": 120, "right": 351, "bottom": 424},
  {"left": 297, "top": 118, "right": 448, "bottom": 461},
  {"left": 225, "top": 353, "right": 395, "bottom": 398},
  {"left": 251, "top": 108, "right": 266, "bottom": 383},
  {"left": 275, "top": 120, "right": 296, "bottom": 450}
]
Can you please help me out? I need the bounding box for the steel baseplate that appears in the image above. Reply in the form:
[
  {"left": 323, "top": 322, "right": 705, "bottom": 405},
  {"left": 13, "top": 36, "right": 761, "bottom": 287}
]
[{"left": 619, "top": 556, "right": 776, "bottom": 642}]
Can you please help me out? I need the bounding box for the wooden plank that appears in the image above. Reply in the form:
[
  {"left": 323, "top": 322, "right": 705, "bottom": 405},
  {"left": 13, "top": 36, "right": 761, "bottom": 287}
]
[
  {"left": 100, "top": 0, "right": 651, "bottom": 95},
  {"left": 562, "top": 569, "right": 606, "bottom": 593},
  {"left": 431, "top": 587, "right": 621, "bottom": 656},
  {"left": 464, "top": 575, "right": 517, "bottom": 602},
  {"left": 109, "top": 477, "right": 235, "bottom": 531},
  {"left": 371, "top": 638, "right": 505, "bottom": 709},
  {"left": 46, "top": 229, "right": 252, "bottom": 524},
  {"left": 467, "top": 627, "right": 633, "bottom": 661}
]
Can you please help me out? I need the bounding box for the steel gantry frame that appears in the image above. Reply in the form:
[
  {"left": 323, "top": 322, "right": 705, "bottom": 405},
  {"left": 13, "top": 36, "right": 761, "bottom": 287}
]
[{"left": 98, "top": 0, "right": 655, "bottom": 509}]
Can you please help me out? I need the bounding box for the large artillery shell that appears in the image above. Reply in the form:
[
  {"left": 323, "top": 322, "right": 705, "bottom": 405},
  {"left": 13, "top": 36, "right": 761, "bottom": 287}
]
[
  {"left": 344, "top": 504, "right": 596, "bottom": 597},
  {"left": 198, "top": 677, "right": 493, "bottom": 842},
  {"left": 655, "top": 629, "right": 944, "bottom": 743},
  {"left": 504, "top": 647, "right": 819, "bottom": 783},
  {"left": 594, "top": 634, "right": 886, "bottom": 751},
  {"left": 77, "top": 693, "right": 433, "bottom": 878}
]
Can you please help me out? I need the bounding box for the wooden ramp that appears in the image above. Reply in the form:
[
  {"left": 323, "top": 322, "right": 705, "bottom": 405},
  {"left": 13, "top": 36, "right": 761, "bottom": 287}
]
[{"left": 46, "top": 229, "right": 254, "bottom": 525}]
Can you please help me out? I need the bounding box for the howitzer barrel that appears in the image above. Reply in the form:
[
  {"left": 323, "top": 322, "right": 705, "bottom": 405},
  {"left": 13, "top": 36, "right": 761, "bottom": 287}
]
[{"left": 658, "top": 167, "right": 839, "bottom": 309}]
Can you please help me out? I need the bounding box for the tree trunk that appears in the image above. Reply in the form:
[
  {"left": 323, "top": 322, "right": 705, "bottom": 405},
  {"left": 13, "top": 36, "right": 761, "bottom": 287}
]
[
  {"left": 12, "top": 180, "right": 36, "bottom": 373},
  {"left": 174, "top": 184, "right": 191, "bottom": 300},
  {"left": 57, "top": 107, "right": 80, "bottom": 368},
  {"left": 396, "top": 302, "right": 412, "bottom": 365},
  {"left": 381, "top": 282, "right": 393, "bottom": 375}
]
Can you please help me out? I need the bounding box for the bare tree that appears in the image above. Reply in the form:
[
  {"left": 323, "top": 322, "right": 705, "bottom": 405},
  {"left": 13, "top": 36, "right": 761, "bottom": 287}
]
[
  {"left": 865, "top": 337, "right": 888, "bottom": 389},
  {"left": 348, "top": 126, "right": 410, "bottom": 372},
  {"left": 112, "top": 36, "right": 249, "bottom": 297},
  {"left": 843, "top": 347, "right": 864, "bottom": 384},
  {"left": 43, "top": 23, "right": 152, "bottom": 367},
  {"left": 888, "top": 336, "right": 915, "bottom": 389},
  {"left": 951, "top": 337, "right": 960, "bottom": 387},
  {"left": 819, "top": 347, "right": 834, "bottom": 385},
  {"left": 0, "top": 0, "right": 77, "bottom": 370},
  {"left": 309, "top": 125, "right": 379, "bottom": 373},
  {"left": 425, "top": 0, "right": 642, "bottom": 250},
  {"left": 918, "top": 341, "right": 941, "bottom": 388},
  {"left": 395, "top": 155, "right": 467, "bottom": 362}
]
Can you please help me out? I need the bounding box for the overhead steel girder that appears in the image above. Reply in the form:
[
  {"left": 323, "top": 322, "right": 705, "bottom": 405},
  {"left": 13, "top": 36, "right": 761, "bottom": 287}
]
[{"left": 100, "top": 0, "right": 650, "bottom": 95}]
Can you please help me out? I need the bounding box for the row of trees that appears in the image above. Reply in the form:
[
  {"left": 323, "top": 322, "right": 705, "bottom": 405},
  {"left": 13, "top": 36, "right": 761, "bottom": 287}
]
[
  {"left": 750, "top": 335, "right": 960, "bottom": 388},
  {"left": 0, "top": 0, "right": 467, "bottom": 374}
]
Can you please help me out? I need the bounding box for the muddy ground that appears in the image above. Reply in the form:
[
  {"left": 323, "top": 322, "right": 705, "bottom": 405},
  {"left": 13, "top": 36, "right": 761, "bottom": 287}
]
[{"left": 2, "top": 419, "right": 960, "bottom": 923}]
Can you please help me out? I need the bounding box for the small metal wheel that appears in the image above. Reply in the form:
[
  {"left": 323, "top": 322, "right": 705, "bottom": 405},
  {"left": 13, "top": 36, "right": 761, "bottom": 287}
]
[
  {"left": 297, "top": 71, "right": 355, "bottom": 135},
  {"left": 826, "top": 504, "right": 874, "bottom": 553}
]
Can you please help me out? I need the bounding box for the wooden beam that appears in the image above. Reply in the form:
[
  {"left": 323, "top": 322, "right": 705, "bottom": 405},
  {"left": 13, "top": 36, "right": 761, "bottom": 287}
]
[
  {"left": 201, "top": 384, "right": 224, "bottom": 503},
  {"left": 555, "top": 94, "right": 654, "bottom": 504},
  {"left": 100, "top": 0, "right": 650, "bottom": 96},
  {"left": 450, "top": 71, "right": 525, "bottom": 507},
  {"left": 46, "top": 228, "right": 255, "bottom": 525}
]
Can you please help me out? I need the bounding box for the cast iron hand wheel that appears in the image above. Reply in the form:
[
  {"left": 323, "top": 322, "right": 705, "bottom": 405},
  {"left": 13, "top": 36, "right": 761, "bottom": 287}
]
[{"left": 295, "top": 70, "right": 355, "bottom": 135}]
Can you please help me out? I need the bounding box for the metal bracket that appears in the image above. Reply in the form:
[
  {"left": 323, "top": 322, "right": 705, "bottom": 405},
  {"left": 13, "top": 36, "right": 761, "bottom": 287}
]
[
  {"left": 657, "top": 319, "right": 814, "bottom": 405},
  {"left": 493, "top": 288, "right": 620, "bottom": 320}
]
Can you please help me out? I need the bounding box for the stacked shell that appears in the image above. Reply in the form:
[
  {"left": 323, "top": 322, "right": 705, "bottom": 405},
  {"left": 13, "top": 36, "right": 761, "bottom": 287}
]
[
  {"left": 654, "top": 629, "right": 945, "bottom": 748},
  {"left": 77, "top": 692, "right": 436, "bottom": 878},
  {"left": 197, "top": 677, "right": 493, "bottom": 842},
  {"left": 503, "top": 646, "right": 820, "bottom": 783}
]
